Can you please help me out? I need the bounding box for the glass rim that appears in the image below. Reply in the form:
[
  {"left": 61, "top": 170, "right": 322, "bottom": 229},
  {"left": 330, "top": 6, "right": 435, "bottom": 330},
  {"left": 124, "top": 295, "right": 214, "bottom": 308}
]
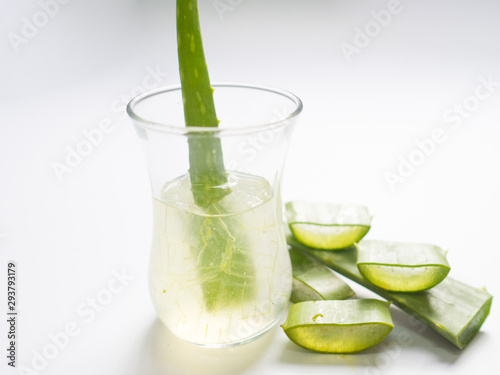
[{"left": 126, "top": 82, "right": 303, "bottom": 136}]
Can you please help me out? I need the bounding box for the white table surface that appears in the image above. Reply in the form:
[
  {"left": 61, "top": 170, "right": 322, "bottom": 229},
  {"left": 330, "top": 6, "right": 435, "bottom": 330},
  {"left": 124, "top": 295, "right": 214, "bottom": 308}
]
[{"left": 1, "top": 1, "right": 499, "bottom": 374}]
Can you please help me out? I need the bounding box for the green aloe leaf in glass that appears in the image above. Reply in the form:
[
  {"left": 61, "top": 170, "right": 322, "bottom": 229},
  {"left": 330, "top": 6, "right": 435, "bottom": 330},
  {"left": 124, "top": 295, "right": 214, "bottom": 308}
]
[{"left": 176, "top": 0, "right": 255, "bottom": 311}]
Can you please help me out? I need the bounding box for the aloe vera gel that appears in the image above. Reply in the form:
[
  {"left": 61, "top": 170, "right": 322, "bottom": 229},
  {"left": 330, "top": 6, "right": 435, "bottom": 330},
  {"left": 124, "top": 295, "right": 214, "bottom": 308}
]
[{"left": 149, "top": 172, "right": 292, "bottom": 345}]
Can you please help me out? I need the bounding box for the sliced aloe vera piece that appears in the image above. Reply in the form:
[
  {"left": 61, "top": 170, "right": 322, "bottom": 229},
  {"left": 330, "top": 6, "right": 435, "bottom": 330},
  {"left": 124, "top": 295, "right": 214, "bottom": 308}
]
[
  {"left": 286, "top": 201, "right": 371, "bottom": 249},
  {"left": 282, "top": 299, "right": 394, "bottom": 353},
  {"left": 290, "top": 248, "right": 355, "bottom": 303},
  {"left": 357, "top": 240, "right": 451, "bottom": 292},
  {"left": 287, "top": 234, "right": 493, "bottom": 349}
]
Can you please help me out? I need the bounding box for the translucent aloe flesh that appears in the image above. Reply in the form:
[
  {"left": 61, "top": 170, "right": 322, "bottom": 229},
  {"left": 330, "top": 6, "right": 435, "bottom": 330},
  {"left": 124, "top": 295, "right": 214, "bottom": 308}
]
[
  {"left": 176, "top": 0, "right": 255, "bottom": 311},
  {"left": 357, "top": 240, "right": 451, "bottom": 292},
  {"left": 289, "top": 248, "right": 354, "bottom": 303},
  {"left": 282, "top": 299, "right": 394, "bottom": 353},
  {"left": 287, "top": 234, "right": 493, "bottom": 349},
  {"left": 286, "top": 201, "right": 371, "bottom": 249}
]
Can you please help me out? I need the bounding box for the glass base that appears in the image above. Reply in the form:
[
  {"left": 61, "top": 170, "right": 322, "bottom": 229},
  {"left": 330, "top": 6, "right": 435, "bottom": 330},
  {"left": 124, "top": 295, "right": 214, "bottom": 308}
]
[{"left": 170, "top": 309, "right": 286, "bottom": 349}]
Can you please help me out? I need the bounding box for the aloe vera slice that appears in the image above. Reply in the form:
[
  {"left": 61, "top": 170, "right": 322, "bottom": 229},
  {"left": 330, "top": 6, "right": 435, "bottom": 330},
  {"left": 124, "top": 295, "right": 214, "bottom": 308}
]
[
  {"left": 357, "top": 240, "right": 451, "bottom": 292},
  {"left": 287, "top": 234, "right": 493, "bottom": 349},
  {"left": 282, "top": 299, "right": 394, "bottom": 353},
  {"left": 286, "top": 201, "right": 371, "bottom": 249},
  {"left": 290, "top": 248, "right": 355, "bottom": 303}
]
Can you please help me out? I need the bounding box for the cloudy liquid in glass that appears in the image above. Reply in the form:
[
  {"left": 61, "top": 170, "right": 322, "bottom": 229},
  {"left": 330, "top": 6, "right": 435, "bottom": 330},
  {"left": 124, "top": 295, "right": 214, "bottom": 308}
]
[{"left": 149, "top": 172, "right": 292, "bottom": 346}]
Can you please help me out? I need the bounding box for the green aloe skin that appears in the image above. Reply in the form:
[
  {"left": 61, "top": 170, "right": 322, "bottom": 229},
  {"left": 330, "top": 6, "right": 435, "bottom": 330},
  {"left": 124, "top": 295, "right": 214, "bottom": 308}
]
[
  {"left": 176, "top": 0, "right": 228, "bottom": 207},
  {"left": 287, "top": 234, "right": 493, "bottom": 349},
  {"left": 176, "top": 0, "right": 256, "bottom": 311},
  {"left": 289, "top": 248, "right": 355, "bottom": 303},
  {"left": 282, "top": 299, "right": 394, "bottom": 353}
]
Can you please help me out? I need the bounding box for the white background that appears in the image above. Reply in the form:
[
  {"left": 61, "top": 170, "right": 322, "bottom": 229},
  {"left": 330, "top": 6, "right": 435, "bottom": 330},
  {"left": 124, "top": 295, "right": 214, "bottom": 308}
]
[{"left": 1, "top": 0, "right": 499, "bottom": 374}]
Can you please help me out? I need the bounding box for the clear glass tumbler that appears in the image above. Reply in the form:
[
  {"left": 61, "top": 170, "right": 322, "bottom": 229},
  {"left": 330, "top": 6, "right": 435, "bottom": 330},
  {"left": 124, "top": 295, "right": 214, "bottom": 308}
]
[{"left": 127, "top": 83, "right": 302, "bottom": 347}]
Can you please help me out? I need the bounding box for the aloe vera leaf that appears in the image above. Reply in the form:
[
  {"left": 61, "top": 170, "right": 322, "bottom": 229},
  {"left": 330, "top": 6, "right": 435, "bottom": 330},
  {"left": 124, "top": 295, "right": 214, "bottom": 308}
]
[
  {"left": 357, "top": 240, "right": 451, "bottom": 292},
  {"left": 190, "top": 210, "right": 257, "bottom": 312},
  {"left": 176, "top": 0, "right": 255, "bottom": 311},
  {"left": 177, "top": 0, "right": 229, "bottom": 208},
  {"left": 289, "top": 248, "right": 354, "bottom": 302},
  {"left": 286, "top": 201, "right": 371, "bottom": 249},
  {"left": 282, "top": 299, "right": 394, "bottom": 353},
  {"left": 287, "top": 234, "right": 493, "bottom": 349}
]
